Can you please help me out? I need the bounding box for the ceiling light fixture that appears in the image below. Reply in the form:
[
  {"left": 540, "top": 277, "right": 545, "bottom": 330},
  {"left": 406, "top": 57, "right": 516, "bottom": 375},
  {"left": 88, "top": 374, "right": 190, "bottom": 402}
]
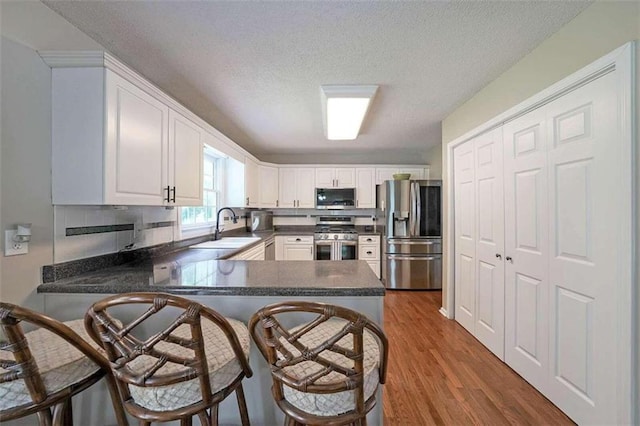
[{"left": 321, "top": 85, "right": 378, "bottom": 141}]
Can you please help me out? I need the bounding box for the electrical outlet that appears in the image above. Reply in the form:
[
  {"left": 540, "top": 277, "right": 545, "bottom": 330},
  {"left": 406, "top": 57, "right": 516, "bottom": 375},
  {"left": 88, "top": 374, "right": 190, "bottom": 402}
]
[{"left": 5, "top": 230, "right": 28, "bottom": 256}]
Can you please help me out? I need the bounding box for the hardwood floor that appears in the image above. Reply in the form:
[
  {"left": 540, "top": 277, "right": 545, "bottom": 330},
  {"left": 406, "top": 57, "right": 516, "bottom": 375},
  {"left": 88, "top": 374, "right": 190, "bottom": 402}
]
[{"left": 382, "top": 291, "right": 573, "bottom": 425}]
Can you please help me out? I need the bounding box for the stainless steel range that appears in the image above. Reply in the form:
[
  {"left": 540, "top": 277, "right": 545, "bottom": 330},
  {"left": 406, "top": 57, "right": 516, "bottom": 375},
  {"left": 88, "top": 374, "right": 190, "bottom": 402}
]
[{"left": 314, "top": 216, "right": 358, "bottom": 261}]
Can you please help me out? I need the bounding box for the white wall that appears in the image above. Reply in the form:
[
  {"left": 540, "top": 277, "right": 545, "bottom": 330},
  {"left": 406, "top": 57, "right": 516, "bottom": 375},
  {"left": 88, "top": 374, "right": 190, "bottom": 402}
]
[
  {"left": 439, "top": 1, "right": 640, "bottom": 312},
  {"left": 0, "top": 37, "right": 53, "bottom": 311}
]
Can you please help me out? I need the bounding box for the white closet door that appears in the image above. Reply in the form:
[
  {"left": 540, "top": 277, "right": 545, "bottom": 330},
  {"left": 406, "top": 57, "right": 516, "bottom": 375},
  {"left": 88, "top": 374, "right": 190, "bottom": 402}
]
[
  {"left": 473, "top": 128, "right": 505, "bottom": 359},
  {"left": 503, "top": 107, "right": 550, "bottom": 391},
  {"left": 453, "top": 141, "right": 476, "bottom": 333},
  {"left": 545, "top": 72, "right": 617, "bottom": 424}
]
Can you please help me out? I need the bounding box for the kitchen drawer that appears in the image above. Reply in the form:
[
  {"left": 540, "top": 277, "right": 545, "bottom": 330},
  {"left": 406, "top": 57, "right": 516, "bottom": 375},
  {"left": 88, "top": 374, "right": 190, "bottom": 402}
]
[
  {"left": 358, "top": 235, "right": 380, "bottom": 244},
  {"left": 366, "top": 261, "right": 380, "bottom": 279},
  {"left": 359, "top": 244, "right": 379, "bottom": 260},
  {"left": 283, "top": 235, "right": 313, "bottom": 244}
]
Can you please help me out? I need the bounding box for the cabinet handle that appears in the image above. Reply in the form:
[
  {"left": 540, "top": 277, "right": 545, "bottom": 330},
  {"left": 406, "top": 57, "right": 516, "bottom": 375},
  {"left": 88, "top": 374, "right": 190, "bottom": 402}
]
[
  {"left": 246, "top": 197, "right": 250, "bottom": 206},
  {"left": 170, "top": 186, "right": 176, "bottom": 203},
  {"left": 276, "top": 200, "right": 279, "bottom": 207},
  {"left": 495, "top": 254, "right": 502, "bottom": 259},
  {"left": 296, "top": 238, "right": 301, "bottom": 242},
  {"left": 506, "top": 256, "right": 513, "bottom": 263},
  {"left": 164, "top": 186, "right": 171, "bottom": 203},
  {"left": 366, "top": 251, "right": 372, "bottom": 255},
  {"left": 367, "top": 238, "right": 372, "bottom": 242}
]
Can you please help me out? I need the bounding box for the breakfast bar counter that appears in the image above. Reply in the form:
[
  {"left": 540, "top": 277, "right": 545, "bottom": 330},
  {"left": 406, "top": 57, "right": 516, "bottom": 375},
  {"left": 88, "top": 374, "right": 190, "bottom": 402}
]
[{"left": 37, "top": 252, "right": 385, "bottom": 426}]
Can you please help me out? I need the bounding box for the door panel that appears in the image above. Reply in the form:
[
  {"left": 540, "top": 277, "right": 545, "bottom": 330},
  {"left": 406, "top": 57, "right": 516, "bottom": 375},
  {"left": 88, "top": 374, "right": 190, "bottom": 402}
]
[
  {"left": 504, "top": 107, "right": 549, "bottom": 391},
  {"left": 453, "top": 141, "right": 475, "bottom": 333},
  {"left": 473, "top": 128, "right": 505, "bottom": 359},
  {"left": 545, "top": 72, "right": 617, "bottom": 424}
]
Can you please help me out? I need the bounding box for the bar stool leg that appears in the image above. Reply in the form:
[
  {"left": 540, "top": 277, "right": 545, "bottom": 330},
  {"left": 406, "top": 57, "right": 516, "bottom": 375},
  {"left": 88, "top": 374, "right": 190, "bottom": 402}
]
[
  {"left": 37, "top": 408, "right": 53, "bottom": 426},
  {"left": 210, "top": 404, "right": 219, "bottom": 426},
  {"left": 197, "top": 410, "right": 211, "bottom": 426},
  {"left": 235, "top": 383, "right": 250, "bottom": 426},
  {"left": 180, "top": 416, "right": 192, "bottom": 426}
]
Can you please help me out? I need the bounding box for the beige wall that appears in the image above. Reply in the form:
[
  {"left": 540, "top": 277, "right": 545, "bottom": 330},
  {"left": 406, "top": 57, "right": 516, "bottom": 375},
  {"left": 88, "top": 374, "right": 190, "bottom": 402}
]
[
  {"left": 0, "top": 38, "right": 53, "bottom": 311},
  {"left": 440, "top": 1, "right": 640, "bottom": 310},
  {"left": 0, "top": 1, "right": 105, "bottom": 310}
]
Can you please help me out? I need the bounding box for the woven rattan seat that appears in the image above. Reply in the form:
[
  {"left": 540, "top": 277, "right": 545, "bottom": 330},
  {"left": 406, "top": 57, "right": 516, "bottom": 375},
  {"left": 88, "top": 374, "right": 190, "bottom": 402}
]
[
  {"left": 0, "top": 302, "right": 127, "bottom": 426},
  {"left": 249, "top": 302, "right": 388, "bottom": 426},
  {"left": 85, "top": 292, "right": 252, "bottom": 426}
]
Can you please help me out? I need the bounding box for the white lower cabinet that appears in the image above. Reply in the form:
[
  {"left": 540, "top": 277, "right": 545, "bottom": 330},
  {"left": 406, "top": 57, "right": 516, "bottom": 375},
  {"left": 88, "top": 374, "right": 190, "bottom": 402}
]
[
  {"left": 275, "top": 236, "right": 314, "bottom": 260},
  {"left": 358, "top": 235, "right": 380, "bottom": 278},
  {"left": 452, "top": 67, "right": 631, "bottom": 424}
]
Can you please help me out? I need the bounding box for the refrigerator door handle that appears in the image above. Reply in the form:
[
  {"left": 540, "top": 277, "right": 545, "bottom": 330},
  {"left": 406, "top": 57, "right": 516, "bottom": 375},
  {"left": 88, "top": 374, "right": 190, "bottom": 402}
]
[
  {"left": 415, "top": 182, "right": 421, "bottom": 237},
  {"left": 409, "top": 182, "right": 416, "bottom": 236}
]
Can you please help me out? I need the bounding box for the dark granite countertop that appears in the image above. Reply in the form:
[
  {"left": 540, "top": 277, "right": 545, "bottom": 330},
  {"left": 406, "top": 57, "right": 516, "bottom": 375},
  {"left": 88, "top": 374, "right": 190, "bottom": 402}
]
[
  {"left": 38, "top": 250, "right": 384, "bottom": 296},
  {"left": 39, "top": 224, "right": 386, "bottom": 297}
]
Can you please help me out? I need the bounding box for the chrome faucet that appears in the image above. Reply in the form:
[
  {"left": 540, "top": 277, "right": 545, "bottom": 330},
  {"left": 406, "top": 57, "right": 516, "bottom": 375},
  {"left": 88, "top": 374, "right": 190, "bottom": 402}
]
[{"left": 214, "top": 207, "right": 238, "bottom": 240}]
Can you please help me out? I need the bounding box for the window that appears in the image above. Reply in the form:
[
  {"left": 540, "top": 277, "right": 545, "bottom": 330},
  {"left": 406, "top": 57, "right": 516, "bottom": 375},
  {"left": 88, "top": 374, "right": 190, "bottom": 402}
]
[{"left": 181, "top": 152, "right": 222, "bottom": 228}]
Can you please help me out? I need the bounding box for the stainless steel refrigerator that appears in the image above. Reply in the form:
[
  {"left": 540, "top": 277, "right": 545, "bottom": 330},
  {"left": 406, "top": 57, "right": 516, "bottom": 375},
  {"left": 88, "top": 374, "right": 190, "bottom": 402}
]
[{"left": 378, "top": 180, "right": 442, "bottom": 290}]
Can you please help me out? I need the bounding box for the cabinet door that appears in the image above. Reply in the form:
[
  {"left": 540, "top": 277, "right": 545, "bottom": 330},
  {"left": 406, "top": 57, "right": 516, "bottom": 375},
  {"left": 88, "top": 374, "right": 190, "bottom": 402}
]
[
  {"left": 375, "top": 168, "right": 395, "bottom": 185},
  {"left": 278, "top": 168, "right": 297, "bottom": 208},
  {"left": 169, "top": 110, "right": 203, "bottom": 206},
  {"left": 315, "top": 168, "right": 335, "bottom": 187},
  {"left": 335, "top": 168, "right": 356, "bottom": 187},
  {"left": 355, "top": 168, "right": 375, "bottom": 208},
  {"left": 284, "top": 244, "right": 314, "bottom": 260},
  {"left": 259, "top": 165, "right": 279, "bottom": 208},
  {"left": 244, "top": 156, "right": 260, "bottom": 207},
  {"left": 473, "top": 128, "right": 505, "bottom": 360},
  {"left": 453, "top": 141, "right": 476, "bottom": 334},
  {"left": 296, "top": 168, "right": 316, "bottom": 208},
  {"left": 104, "top": 71, "right": 169, "bottom": 205}
]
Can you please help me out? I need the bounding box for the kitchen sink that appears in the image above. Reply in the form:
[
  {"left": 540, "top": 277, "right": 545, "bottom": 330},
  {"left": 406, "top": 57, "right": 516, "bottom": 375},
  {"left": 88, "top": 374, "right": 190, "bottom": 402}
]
[{"left": 190, "top": 237, "right": 261, "bottom": 249}]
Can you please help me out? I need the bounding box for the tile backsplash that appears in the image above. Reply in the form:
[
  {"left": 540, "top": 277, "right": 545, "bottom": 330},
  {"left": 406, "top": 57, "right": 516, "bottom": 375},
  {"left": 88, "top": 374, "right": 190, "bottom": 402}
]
[
  {"left": 54, "top": 205, "right": 177, "bottom": 263},
  {"left": 53, "top": 206, "right": 379, "bottom": 263}
]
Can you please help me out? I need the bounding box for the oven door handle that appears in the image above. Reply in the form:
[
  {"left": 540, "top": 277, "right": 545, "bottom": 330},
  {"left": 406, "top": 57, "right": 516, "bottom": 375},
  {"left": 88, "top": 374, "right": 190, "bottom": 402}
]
[{"left": 387, "top": 255, "right": 440, "bottom": 261}]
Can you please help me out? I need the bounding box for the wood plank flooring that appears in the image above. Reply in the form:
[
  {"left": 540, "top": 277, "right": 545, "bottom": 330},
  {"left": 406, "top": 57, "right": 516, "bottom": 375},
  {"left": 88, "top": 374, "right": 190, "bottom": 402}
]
[{"left": 382, "top": 291, "right": 573, "bottom": 425}]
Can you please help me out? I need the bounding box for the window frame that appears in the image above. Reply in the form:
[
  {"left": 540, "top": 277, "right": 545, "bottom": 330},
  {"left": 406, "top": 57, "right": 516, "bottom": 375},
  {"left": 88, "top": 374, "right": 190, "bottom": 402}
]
[{"left": 179, "top": 148, "right": 226, "bottom": 238}]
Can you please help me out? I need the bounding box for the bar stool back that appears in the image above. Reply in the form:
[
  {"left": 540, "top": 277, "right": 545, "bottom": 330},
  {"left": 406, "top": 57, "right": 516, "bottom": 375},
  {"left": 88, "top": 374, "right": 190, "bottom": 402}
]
[
  {"left": 249, "top": 302, "right": 388, "bottom": 426},
  {"left": 85, "top": 293, "right": 252, "bottom": 426},
  {"left": 0, "top": 302, "right": 127, "bottom": 426}
]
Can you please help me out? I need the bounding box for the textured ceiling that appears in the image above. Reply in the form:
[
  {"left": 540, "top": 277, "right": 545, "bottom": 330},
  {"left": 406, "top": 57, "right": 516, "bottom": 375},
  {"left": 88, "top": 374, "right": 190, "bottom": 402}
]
[{"left": 44, "top": 1, "right": 590, "bottom": 162}]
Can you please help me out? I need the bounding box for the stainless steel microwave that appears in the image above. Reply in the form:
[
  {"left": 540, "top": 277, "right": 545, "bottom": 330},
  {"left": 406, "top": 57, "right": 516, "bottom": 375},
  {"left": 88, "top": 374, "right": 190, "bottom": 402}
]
[{"left": 315, "top": 188, "right": 356, "bottom": 209}]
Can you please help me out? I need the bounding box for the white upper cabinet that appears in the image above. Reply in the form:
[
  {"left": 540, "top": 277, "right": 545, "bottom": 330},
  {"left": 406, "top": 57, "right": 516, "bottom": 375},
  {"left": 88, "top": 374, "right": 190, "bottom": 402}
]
[
  {"left": 104, "top": 70, "right": 169, "bottom": 205},
  {"left": 315, "top": 168, "right": 356, "bottom": 188},
  {"left": 244, "top": 156, "right": 260, "bottom": 207},
  {"left": 279, "top": 167, "right": 315, "bottom": 208},
  {"left": 169, "top": 110, "right": 203, "bottom": 206},
  {"left": 51, "top": 67, "right": 203, "bottom": 206},
  {"left": 375, "top": 166, "right": 429, "bottom": 185},
  {"left": 355, "top": 168, "right": 375, "bottom": 208},
  {"left": 259, "top": 164, "right": 279, "bottom": 208}
]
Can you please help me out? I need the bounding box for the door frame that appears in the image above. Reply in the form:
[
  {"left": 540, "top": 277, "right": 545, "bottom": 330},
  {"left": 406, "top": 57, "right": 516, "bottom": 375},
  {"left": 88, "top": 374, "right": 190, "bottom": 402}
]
[{"left": 444, "top": 42, "right": 636, "bottom": 423}]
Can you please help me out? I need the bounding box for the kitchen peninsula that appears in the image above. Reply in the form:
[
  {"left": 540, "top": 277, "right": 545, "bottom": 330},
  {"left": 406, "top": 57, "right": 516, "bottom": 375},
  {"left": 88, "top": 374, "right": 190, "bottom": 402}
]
[{"left": 37, "top": 241, "right": 385, "bottom": 426}]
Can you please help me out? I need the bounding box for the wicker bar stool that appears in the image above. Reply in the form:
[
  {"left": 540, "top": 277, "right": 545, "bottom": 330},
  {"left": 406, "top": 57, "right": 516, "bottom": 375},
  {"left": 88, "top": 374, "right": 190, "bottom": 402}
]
[
  {"left": 249, "top": 302, "right": 388, "bottom": 426},
  {"left": 0, "top": 302, "right": 127, "bottom": 426},
  {"left": 85, "top": 293, "right": 252, "bottom": 426}
]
